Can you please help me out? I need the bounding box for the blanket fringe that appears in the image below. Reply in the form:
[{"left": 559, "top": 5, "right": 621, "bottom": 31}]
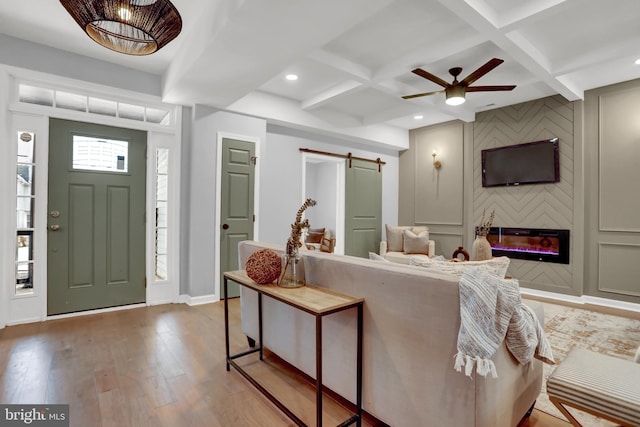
[{"left": 453, "top": 353, "right": 498, "bottom": 378}]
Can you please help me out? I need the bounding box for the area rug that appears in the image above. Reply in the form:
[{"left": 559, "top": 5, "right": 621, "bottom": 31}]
[{"left": 532, "top": 300, "right": 640, "bottom": 426}]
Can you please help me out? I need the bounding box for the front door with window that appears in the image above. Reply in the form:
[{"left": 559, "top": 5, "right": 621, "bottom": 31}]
[{"left": 47, "top": 119, "right": 147, "bottom": 315}]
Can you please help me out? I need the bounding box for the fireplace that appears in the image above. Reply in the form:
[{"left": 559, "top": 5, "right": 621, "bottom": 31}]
[{"left": 479, "top": 227, "right": 570, "bottom": 264}]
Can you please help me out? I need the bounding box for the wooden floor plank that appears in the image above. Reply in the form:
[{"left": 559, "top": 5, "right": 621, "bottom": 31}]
[{"left": 0, "top": 299, "right": 572, "bottom": 426}]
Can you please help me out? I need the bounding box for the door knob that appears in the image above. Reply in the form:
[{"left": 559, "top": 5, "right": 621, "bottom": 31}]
[
  {"left": 49, "top": 225, "right": 60, "bottom": 231},
  {"left": 222, "top": 224, "right": 230, "bottom": 230}
]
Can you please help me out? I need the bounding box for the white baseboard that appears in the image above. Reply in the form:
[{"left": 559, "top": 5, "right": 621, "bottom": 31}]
[
  {"left": 46, "top": 303, "right": 147, "bottom": 322},
  {"left": 7, "top": 316, "right": 43, "bottom": 326},
  {"left": 521, "top": 287, "right": 640, "bottom": 313},
  {"left": 179, "top": 294, "right": 219, "bottom": 306}
]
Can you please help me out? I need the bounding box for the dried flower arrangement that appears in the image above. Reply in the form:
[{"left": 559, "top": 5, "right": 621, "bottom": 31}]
[
  {"left": 477, "top": 208, "right": 496, "bottom": 237},
  {"left": 285, "top": 198, "right": 317, "bottom": 257}
]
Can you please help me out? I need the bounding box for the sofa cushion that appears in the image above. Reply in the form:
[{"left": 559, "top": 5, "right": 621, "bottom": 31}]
[
  {"left": 385, "top": 225, "right": 430, "bottom": 252},
  {"left": 410, "top": 256, "right": 511, "bottom": 278},
  {"left": 403, "top": 229, "right": 430, "bottom": 254},
  {"left": 385, "top": 225, "right": 411, "bottom": 252},
  {"left": 369, "top": 252, "right": 390, "bottom": 262}
]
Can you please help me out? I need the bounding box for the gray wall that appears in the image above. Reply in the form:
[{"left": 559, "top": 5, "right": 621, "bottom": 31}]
[
  {"left": 0, "top": 34, "right": 161, "bottom": 97},
  {"left": 472, "top": 95, "right": 581, "bottom": 295},
  {"left": 402, "top": 87, "right": 640, "bottom": 305},
  {"left": 186, "top": 107, "right": 267, "bottom": 297},
  {"left": 261, "top": 127, "right": 399, "bottom": 248},
  {"left": 584, "top": 79, "right": 640, "bottom": 304},
  {"left": 184, "top": 114, "right": 399, "bottom": 298},
  {"left": 399, "top": 121, "right": 466, "bottom": 259}
]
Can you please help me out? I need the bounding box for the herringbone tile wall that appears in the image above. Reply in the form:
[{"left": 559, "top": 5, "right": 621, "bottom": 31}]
[{"left": 473, "top": 95, "right": 575, "bottom": 291}]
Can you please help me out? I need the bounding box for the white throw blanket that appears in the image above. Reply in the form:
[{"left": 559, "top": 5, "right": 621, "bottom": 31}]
[{"left": 454, "top": 269, "right": 555, "bottom": 378}]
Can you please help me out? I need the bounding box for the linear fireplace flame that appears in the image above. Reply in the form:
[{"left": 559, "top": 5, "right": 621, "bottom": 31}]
[{"left": 479, "top": 227, "right": 570, "bottom": 264}]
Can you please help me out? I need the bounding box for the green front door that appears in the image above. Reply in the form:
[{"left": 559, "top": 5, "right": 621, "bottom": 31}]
[
  {"left": 345, "top": 158, "right": 382, "bottom": 258},
  {"left": 47, "top": 119, "right": 147, "bottom": 315},
  {"left": 220, "top": 138, "right": 255, "bottom": 298}
]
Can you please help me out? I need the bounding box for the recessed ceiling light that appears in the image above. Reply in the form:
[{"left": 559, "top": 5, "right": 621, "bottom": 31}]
[
  {"left": 635, "top": 58, "right": 640, "bottom": 65},
  {"left": 414, "top": 115, "right": 423, "bottom": 120},
  {"left": 285, "top": 74, "right": 298, "bottom": 81}
]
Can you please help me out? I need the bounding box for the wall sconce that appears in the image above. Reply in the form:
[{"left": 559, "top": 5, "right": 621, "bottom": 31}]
[{"left": 432, "top": 150, "right": 442, "bottom": 169}]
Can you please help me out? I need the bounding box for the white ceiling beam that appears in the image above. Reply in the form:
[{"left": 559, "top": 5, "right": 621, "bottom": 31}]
[
  {"left": 307, "top": 49, "right": 372, "bottom": 82},
  {"left": 300, "top": 80, "right": 364, "bottom": 110},
  {"left": 499, "top": 0, "right": 577, "bottom": 30},
  {"left": 434, "top": 0, "right": 583, "bottom": 101}
]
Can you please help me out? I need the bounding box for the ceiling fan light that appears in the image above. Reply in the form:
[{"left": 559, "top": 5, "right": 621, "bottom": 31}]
[
  {"left": 446, "top": 95, "right": 465, "bottom": 106},
  {"left": 445, "top": 85, "right": 466, "bottom": 106},
  {"left": 60, "top": 0, "right": 182, "bottom": 55}
]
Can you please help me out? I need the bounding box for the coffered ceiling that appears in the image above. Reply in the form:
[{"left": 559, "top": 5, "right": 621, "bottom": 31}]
[{"left": 2, "top": 0, "right": 640, "bottom": 139}]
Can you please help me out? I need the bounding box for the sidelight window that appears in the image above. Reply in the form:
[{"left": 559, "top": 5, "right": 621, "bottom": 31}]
[
  {"left": 16, "top": 131, "right": 36, "bottom": 295},
  {"left": 155, "top": 148, "right": 169, "bottom": 280}
]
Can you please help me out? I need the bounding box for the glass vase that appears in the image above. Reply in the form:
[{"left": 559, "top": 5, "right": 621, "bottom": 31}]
[{"left": 278, "top": 253, "right": 305, "bottom": 288}]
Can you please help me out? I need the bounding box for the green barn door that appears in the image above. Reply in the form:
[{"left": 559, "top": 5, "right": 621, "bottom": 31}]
[
  {"left": 48, "top": 119, "right": 147, "bottom": 315},
  {"left": 345, "top": 158, "right": 382, "bottom": 258},
  {"left": 220, "top": 138, "right": 255, "bottom": 298}
]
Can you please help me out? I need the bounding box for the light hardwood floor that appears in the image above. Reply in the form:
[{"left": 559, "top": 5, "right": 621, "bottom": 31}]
[{"left": 0, "top": 300, "right": 569, "bottom": 427}]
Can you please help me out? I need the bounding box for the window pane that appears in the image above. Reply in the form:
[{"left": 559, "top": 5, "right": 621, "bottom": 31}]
[
  {"left": 146, "top": 107, "right": 171, "bottom": 125},
  {"left": 155, "top": 255, "right": 168, "bottom": 281},
  {"left": 17, "top": 132, "right": 35, "bottom": 163},
  {"left": 156, "top": 201, "right": 168, "bottom": 228},
  {"left": 157, "top": 148, "right": 169, "bottom": 174},
  {"left": 88, "top": 97, "right": 117, "bottom": 117},
  {"left": 16, "top": 262, "right": 34, "bottom": 295},
  {"left": 56, "top": 90, "right": 87, "bottom": 112},
  {"left": 19, "top": 84, "right": 54, "bottom": 106},
  {"left": 119, "top": 102, "right": 145, "bottom": 121},
  {"left": 16, "top": 234, "right": 33, "bottom": 261},
  {"left": 156, "top": 175, "right": 168, "bottom": 201},
  {"left": 155, "top": 148, "right": 169, "bottom": 281},
  {"left": 72, "top": 136, "right": 129, "bottom": 173},
  {"left": 17, "top": 165, "right": 35, "bottom": 194},
  {"left": 16, "top": 197, "right": 34, "bottom": 229}
]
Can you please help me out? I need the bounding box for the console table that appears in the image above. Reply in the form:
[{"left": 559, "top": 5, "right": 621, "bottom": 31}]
[{"left": 223, "top": 270, "right": 364, "bottom": 427}]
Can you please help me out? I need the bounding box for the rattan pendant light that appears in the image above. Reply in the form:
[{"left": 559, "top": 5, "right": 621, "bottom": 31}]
[{"left": 60, "top": 0, "right": 182, "bottom": 55}]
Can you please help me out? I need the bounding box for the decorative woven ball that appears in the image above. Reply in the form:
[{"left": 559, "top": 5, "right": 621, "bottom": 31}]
[{"left": 245, "top": 249, "right": 282, "bottom": 284}]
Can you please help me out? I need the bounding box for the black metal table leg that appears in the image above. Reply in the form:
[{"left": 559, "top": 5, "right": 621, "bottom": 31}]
[
  {"left": 356, "top": 303, "right": 363, "bottom": 427},
  {"left": 224, "top": 276, "right": 230, "bottom": 371},
  {"left": 258, "top": 293, "right": 263, "bottom": 360},
  {"left": 316, "top": 314, "right": 322, "bottom": 427}
]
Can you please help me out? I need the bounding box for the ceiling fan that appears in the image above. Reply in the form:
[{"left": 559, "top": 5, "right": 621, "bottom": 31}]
[{"left": 402, "top": 58, "right": 516, "bottom": 105}]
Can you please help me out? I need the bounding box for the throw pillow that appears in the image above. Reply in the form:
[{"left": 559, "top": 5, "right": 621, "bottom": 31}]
[
  {"left": 403, "top": 229, "right": 430, "bottom": 254},
  {"left": 369, "top": 252, "right": 390, "bottom": 262},
  {"left": 409, "top": 256, "right": 510, "bottom": 279},
  {"left": 306, "top": 228, "right": 325, "bottom": 244},
  {"left": 385, "top": 225, "right": 411, "bottom": 252}
]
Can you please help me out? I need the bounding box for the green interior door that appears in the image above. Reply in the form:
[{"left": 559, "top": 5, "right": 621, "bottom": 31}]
[
  {"left": 47, "top": 119, "right": 147, "bottom": 315},
  {"left": 220, "top": 138, "right": 255, "bottom": 298},
  {"left": 345, "top": 158, "right": 382, "bottom": 258}
]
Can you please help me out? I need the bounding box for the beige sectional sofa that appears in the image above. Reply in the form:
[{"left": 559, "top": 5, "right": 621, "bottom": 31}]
[{"left": 237, "top": 240, "right": 543, "bottom": 427}]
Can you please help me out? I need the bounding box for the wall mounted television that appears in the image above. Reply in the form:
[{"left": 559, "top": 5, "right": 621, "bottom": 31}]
[{"left": 481, "top": 138, "right": 560, "bottom": 187}]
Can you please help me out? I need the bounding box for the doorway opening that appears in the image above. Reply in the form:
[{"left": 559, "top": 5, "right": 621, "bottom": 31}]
[{"left": 302, "top": 153, "right": 345, "bottom": 255}]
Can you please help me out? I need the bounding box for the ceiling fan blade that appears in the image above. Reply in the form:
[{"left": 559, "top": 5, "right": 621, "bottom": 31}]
[
  {"left": 411, "top": 68, "right": 450, "bottom": 88},
  {"left": 402, "top": 90, "right": 444, "bottom": 100},
  {"left": 466, "top": 85, "right": 516, "bottom": 92},
  {"left": 460, "top": 58, "right": 504, "bottom": 86}
]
